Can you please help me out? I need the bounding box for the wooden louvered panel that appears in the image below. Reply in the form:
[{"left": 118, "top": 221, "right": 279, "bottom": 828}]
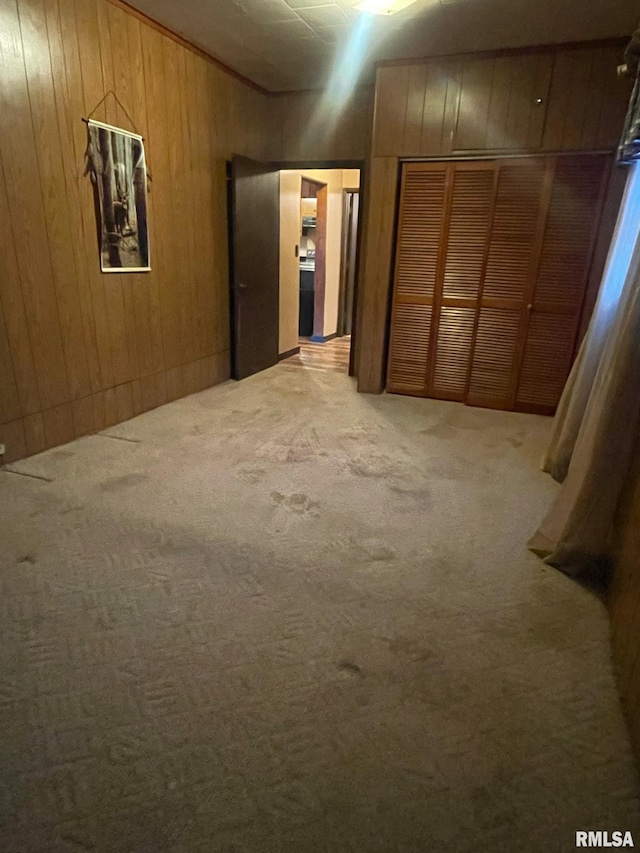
[
  {"left": 483, "top": 163, "right": 545, "bottom": 302},
  {"left": 468, "top": 309, "right": 521, "bottom": 407},
  {"left": 516, "top": 313, "right": 577, "bottom": 412},
  {"left": 386, "top": 154, "right": 609, "bottom": 415},
  {"left": 431, "top": 307, "right": 475, "bottom": 400},
  {"left": 443, "top": 167, "right": 494, "bottom": 300},
  {"left": 387, "top": 303, "right": 432, "bottom": 393},
  {"left": 534, "top": 156, "right": 607, "bottom": 310},
  {"left": 395, "top": 168, "right": 447, "bottom": 300}
]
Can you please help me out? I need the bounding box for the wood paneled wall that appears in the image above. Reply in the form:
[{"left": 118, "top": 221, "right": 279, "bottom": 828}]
[
  {"left": 0, "top": 0, "right": 270, "bottom": 463},
  {"left": 610, "top": 438, "right": 640, "bottom": 760},
  {"left": 372, "top": 43, "right": 626, "bottom": 159},
  {"left": 355, "top": 41, "right": 632, "bottom": 393},
  {"left": 267, "top": 87, "right": 373, "bottom": 163}
]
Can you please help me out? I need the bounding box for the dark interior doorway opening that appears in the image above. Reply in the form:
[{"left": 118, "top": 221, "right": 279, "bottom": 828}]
[
  {"left": 279, "top": 166, "right": 362, "bottom": 377},
  {"left": 228, "top": 158, "right": 364, "bottom": 382}
]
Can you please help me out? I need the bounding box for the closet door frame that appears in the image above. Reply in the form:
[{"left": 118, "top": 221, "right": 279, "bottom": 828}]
[{"left": 386, "top": 151, "right": 614, "bottom": 413}]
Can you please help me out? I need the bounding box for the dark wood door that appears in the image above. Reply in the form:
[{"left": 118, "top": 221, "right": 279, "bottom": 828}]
[
  {"left": 338, "top": 190, "right": 360, "bottom": 337},
  {"left": 230, "top": 156, "right": 279, "bottom": 380}
]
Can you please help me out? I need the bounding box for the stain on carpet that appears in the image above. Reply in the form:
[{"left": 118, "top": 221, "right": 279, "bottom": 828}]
[
  {"left": 421, "top": 423, "right": 458, "bottom": 439},
  {"left": 359, "top": 539, "right": 397, "bottom": 562},
  {"left": 337, "top": 661, "right": 363, "bottom": 677},
  {"left": 99, "top": 473, "right": 149, "bottom": 492},
  {"left": 270, "top": 491, "right": 319, "bottom": 516}
]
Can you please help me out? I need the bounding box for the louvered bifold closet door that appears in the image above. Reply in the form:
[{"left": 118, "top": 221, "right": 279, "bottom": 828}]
[
  {"left": 515, "top": 154, "right": 610, "bottom": 414},
  {"left": 387, "top": 163, "right": 447, "bottom": 394},
  {"left": 431, "top": 163, "right": 495, "bottom": 400},
  {"left": 387, "top": 154, "right": 610, "bottom": 413},
  {"left": 466, "top": 159, "right": 546, "bottom": 409}
]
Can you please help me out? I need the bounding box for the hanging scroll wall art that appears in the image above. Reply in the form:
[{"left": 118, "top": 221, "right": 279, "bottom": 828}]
[{"left": 85, "top": 119, "right": 150, "bottom": 273}]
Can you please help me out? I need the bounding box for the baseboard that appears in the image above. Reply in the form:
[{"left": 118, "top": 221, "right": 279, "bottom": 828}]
[
  {"left": 309, "top": 332, "right": 338, "bottom": 344},
  {"left": 278, "top": 346, "right": 300, "bottom": 361},
  {"left": 0, "top": 351, "right": 231, "bottom": 464}
]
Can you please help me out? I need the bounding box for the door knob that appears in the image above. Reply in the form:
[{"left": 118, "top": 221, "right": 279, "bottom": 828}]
[
  {"left": 238, "top": 282, "right": 248, "bottom": 290},
  {"left": 527, "top": 304, "right": 533, "bottom": 311}
]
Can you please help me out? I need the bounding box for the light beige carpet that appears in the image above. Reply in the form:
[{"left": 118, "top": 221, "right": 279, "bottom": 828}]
[{"left": 1, "top": 363, "right": 638, "bottom": 852}]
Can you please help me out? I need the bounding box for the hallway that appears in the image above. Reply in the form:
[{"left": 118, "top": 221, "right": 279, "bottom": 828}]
[
  {"left": 281, "top": 336, "right": 351, "bottom": 373},
  {"left": 0, "top": 364, "right": 638, "bottom": 852}
]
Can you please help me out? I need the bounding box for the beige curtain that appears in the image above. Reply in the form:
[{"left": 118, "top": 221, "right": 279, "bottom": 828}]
[{"left": 529, "top": 164, "right": 640, "bottom": 575}]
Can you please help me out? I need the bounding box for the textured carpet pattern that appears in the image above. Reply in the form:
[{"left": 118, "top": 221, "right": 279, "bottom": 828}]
[{"left": 0, "top": 366, "right": 638, "bottom": 852}]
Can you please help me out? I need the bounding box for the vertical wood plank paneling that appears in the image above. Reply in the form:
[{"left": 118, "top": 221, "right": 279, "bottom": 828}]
[
  {"left": 419, "top": 60, "right": 450, "bottom": 155},
  {"left": 0, "top": 0, "right": 69, "bottom": 410},
  {"left": 189, "top": 54, "right": 205, "bottom": 359},
  {"left": 542, "top": 46, "right": 630, "bottom": 151},
  {"left": 23, "top": 411, "right": 46, "bottom": 455},
  {"left": 72, "top": 394, "right": 94, "bottom": 437},
  {"left": 402, "top": 64, "right": 427, "bottom": 157},
  {"left": 541, "top": 50, "right": 573, "bottom": 150},
  {"left": 455, "top": 57, "right": 494, "bottom": 150},
  {"left": 107, "top": 1, "right": 139, "bottom": 383},
  {"left": 207, "top": 66, "right": 230, "bottom": 357},
  {"left": 72, "top": 0, "right": 115, "bottom": 389},
  {"left": 154, "top": 30, "right": 184, "bottom": 368},
  {"left": 0, "top": 418, "right": 27, "bottom": 463},
  {"left": 19, "top": 0, "right": 91, "bottom": 401},
  {"left": 194, "top": 56, "right": 216, "bottom": 360},
  {"left": 454, "top": 53, "right": 552, "bottom": 152},
  {"left": 504, "top": 55, "right": 539, "bottom": 149},
  {"left": 124, "top": 10, "right": 164, "bottom": 376},
  {"left": 96, "top": 0, "right": 133, "bottom": 386},
  {"left": 141, "top": 26, "right": 177, "bottom": 370},
  {"left": 560, "top": 51, "right": 594, "bottom": 151},
  {"left": 0, "top": 150, "right": 41, "bottom": 417},
  {"left": 43, "top": 0, "right": 102, "bottom": 396},
  {"left": 527, "top": 54, "right": 553, "bottom": 148},
  {"left": 42, "top": 401, "right": 74, "bottom": 448},
  {"left": 441, "top": 60, "right": 462, "bottom": 154},
  {"left": 580, "top": 47, "right": 610, "bottom": 148},
  {"left": 356, "top": 156, "right": 398, "bottom": 393},
  {"left": 486, "top": 57, "right": 512, "bottom": 150},
  {"left": 267, "top": 87, "right": 372, "bottom": 162},
  {"left": 57, "top": 0, "right": 109, "bottom": 391},
  {"left": 181, "top": 47, "right": 200, "bottom": 366},
  {"left": 0, "top": 0, "right": 269, "bottom": 461},
  {"left": 372, "top": 66, "right": 409, "bottom": 156},
  {"left": 0, "top": 294, "right": 22, "bottom": 423},
  {"left": 163, "top": 38, "right": 189, "bottom": 369}
]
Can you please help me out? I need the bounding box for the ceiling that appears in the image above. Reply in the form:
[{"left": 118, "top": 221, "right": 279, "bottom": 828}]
[{"left": 125, "top": 0, "right": 638, "bottom": 92}]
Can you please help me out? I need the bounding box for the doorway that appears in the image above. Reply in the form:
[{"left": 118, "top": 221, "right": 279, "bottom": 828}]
[
  {"left": 228, "top": 158, "right": 363, "bottom": 381},
  {"left": 278, "top": 167, "right": 361, "bottom": 374}
]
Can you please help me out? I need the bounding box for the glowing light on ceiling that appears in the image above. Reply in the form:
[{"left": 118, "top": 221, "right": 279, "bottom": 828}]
[
  {"left": 299, "top": 12, "right": 375, "bottom": 150},
  {"left": 354, "top": 0, "right": 420, "bottom": 15}
]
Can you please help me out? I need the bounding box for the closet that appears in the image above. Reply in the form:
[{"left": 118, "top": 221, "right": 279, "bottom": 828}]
[{"left": 386, "top": 154, "right": 610, "bottom": 414}]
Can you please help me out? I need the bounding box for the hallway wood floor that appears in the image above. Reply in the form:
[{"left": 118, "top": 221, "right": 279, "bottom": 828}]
[{"left": 281, "top": 336, "right": 351, "bottom": 373}]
